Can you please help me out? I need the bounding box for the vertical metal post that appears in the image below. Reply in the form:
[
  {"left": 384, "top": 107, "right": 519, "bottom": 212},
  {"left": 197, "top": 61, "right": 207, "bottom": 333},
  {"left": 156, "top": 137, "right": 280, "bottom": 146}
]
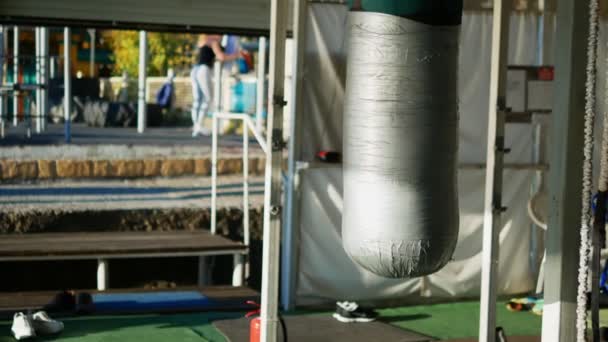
[
  {"left": 0, "top": 26, "right": 5, "bottom": 138},
  {"left": 63, "top": 27, "right": 72, "bottom": 144},
  {"left": 541, "top": 0, "right": 589, "bottom": 340},
  {"left": 256, "top": 37, "right": 267, "bottom": 133},
  {"left": 97, "top": 258, "right": 109, "bottom": 291},
  {"left": 281, "top": 0, "right": 308, "bottom": 312},
  {"left": 211, "top": 114, "right": 218, "bottom": 235},
  {"left": 137, "top": 30, "right": 147, "bottom": 134},
  {"left": 88, "top": 29, "right": 96, "bottom": 78},
  {"left": 35, "top": 27, "right": 41, "bottom": 133},
  {"left": 260, "top": 0, "right": 289, "bottom": 340},
  {"left": 213, "top": 60, "right": 222, "bottom": 131},
  {"left": 40, "top": 27, "right": 48, "bottom": 132},
  {"left": 479, "top": 0, "right": 510, "bottom": 340},
  {"left": 243, "top": 125, "right": 250, "bottom": 246},
  {"left": 232, "top": 254, "right": 245, "bottom": 287},
  {"left": 12, "top": 26, "right": 18, "bottom": 126}
]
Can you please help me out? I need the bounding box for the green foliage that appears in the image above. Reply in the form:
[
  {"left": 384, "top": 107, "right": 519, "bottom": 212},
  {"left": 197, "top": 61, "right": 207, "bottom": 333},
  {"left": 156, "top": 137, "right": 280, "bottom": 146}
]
[{"left": 108, "top": 31, "right": 196, "bottom": 77}]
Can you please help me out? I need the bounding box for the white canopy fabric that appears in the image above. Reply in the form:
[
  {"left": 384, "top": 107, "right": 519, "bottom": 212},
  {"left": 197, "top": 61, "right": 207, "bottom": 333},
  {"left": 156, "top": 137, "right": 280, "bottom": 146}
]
[{"left": 293, "top": 4, "right": 557, "bottom": 306}]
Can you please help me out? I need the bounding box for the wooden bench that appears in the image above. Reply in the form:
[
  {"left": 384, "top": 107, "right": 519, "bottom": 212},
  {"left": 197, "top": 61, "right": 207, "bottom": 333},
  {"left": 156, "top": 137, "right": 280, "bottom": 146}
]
[{"left": 0, "top": 231, "right": 248, "bottom": 290}]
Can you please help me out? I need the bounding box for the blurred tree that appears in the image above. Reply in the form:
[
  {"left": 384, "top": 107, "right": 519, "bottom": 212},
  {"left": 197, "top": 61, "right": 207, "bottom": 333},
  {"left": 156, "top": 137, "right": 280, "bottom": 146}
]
[{"left": 108, "top": 30, "right": 196, "bottom": 77}]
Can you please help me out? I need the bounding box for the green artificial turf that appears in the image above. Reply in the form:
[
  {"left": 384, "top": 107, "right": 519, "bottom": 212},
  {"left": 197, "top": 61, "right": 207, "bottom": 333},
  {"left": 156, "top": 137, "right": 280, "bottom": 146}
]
[
  {"left": 0, "top": 301, "right": 544, "bottom": 341},
  {"left": 378, "top": 300, "right": 542, "bottom": 340},
  {"left": 0, "top": 312, "right": 241, "bottom": 342}
]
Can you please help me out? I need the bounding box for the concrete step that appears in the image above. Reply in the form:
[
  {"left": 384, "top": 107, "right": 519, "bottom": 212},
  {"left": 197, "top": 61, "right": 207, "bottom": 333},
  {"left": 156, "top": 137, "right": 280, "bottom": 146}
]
[
  {"left": 0, "top": 176, "right": 264, "bottom": 213},
  {"left": 0, "top": 124, "right": 267, "bottom": 181}
]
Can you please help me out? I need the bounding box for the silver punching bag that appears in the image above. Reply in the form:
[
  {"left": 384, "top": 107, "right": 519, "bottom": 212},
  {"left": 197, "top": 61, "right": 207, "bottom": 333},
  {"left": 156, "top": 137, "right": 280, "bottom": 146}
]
[{"left": 342, "top": 10, "right": 460, "bottom": 278}]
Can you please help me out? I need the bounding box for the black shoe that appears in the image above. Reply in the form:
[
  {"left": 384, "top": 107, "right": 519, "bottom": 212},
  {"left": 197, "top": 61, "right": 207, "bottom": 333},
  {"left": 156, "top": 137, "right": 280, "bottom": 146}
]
[{"left": 332, "top": 301, "right": 378, "bottom": 323}]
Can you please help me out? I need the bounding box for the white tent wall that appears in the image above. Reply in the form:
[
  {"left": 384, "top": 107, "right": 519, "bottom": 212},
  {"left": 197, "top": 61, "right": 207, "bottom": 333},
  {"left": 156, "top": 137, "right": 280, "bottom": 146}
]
[{"left": 292, "top": 4, "right": 561, "bottom": 306}]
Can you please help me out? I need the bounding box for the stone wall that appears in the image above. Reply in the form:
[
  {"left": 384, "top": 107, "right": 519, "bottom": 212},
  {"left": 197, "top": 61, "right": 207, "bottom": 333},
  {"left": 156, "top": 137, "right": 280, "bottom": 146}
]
[{"left": 0, "top": 157, "right": 266, "bottom": 181}]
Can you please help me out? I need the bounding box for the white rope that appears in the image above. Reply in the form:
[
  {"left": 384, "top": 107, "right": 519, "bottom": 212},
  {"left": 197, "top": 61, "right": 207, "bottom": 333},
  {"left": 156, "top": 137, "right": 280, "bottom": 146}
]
[{"left": 577, "top": 0, "right": 600, "bottom": 339}]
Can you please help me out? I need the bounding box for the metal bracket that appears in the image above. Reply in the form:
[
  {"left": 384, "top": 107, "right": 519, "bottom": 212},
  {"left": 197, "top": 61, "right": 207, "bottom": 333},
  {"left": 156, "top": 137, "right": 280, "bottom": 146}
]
[
  {"left": 271, "top": 129, "right": 286, "bottom": 151},
  {"left": 270, "top": 205, "right": 282, "bottom": 216},
  {"left": 273, "top": 95, "right": 287, "bottom": 107}
]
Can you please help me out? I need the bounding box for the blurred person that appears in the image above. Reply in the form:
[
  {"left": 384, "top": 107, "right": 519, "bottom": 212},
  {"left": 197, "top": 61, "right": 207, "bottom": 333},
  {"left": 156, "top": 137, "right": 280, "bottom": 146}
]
[{"left": 190, "top": 34, "right": 241, "bottom": 137}]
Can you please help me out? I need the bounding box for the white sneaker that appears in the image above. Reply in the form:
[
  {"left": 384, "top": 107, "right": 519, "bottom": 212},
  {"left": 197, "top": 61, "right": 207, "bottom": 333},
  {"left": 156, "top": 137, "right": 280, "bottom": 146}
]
[
  {"left": 31, "top": 311, "right": 64, "bottom": 335},
  {"left": 199, "top": 127, "right": 212, "bottom": 136},
  {"left": 11, "top": 313, "right": 35, "bottom": 340}
]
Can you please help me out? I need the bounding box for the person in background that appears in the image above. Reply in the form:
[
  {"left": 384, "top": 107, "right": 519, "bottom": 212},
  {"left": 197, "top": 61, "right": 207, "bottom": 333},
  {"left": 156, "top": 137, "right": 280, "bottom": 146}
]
[
  {"left": 156, "top": 68, "right": 175, "bottom": 110},
  {"left": 190, "top": 34, "right": 241, "bottom": 137}
]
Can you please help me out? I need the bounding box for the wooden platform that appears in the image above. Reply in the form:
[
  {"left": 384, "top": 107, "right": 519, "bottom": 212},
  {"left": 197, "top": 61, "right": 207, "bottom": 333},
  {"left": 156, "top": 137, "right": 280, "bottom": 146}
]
[
  {"left": 0, "top": 231, "right": 248, "bottom": 289},
  {"left": 0, "top": 231, "right": 247, "bottom": 260},
  {"left": 0, "top": 286, "right": 259, "bottom": 318}
]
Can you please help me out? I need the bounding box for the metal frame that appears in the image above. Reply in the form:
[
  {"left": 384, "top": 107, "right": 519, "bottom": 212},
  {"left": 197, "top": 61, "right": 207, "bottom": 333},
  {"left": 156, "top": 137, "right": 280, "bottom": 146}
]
[
  {"left": 260, "top": 0, "right": 288, "bottom": 340},
  {"left": 479, "top": 0, "right": 511, "bottom": 340},
  {"left": 137, "top": 30, "right": 147, "bottom": 134},
  {"left": 256, "top": 37, "right": 267, "bottom": 133},
  {"left": 281, "top": 0, "right": 308, "bottom": 312},
  {"left": 541, "top": 0, "right": 589, "bottom": 340},
  {"left": 63, "top": 26, "right": 71, "bottom": 143}
]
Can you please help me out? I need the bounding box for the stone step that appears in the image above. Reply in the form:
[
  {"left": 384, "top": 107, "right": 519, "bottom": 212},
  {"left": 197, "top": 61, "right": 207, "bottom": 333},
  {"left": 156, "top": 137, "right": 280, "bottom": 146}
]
[
  {"left": 0, "top": 124, "right": 267, "bottom": 181},
  {"left": 0, "top": 176, "right": 264, "bottom": 214}
]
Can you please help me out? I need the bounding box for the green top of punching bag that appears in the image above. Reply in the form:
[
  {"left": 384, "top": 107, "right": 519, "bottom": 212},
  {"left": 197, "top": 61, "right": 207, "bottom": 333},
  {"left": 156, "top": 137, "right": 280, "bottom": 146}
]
[{"left": 347, "top": 0, "right": 463, "bottom": 25}]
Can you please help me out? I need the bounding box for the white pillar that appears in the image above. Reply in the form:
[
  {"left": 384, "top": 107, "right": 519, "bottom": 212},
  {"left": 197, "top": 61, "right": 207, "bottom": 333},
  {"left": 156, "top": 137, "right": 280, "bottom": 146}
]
[
  {"left": 97, "top": 258, "right": 109, "bottom": 291},
  {"left": 541, "top": 0, "right": 589, "bottom": 340},
  {"left": 260, "top": 0, "right": 289, "bottom": 340},
  {"left": 0, "top": 26, "right": 6, "bottom": 137},
  {"left": 12, "top": 26, "right": 18, "bottom": 126},
  {"left": 88, "top": 29, "right": 96, "bottom": 78},
  {"left": 479, "top": 0, "right": 511, "bottom": 341},
  {"left": 34, "top": 27, "right": 41, "bottom": 133},
  {"left": 256, "top": 37, "right": 267, "bottom": 133},
  {"left": 232, "top": 254, "right": 244, "bottom": 287},
  {"left": 281, "top": 0, "right": 308, "bottom": 312},
  {"left": 40, "top": 27, "right": 48, "bottom": 131},
  {"left": 63, "top": 27, "right": 72, "bottom": 143},
  {"left": 137, "top": 30, "right": 147, "bottom": 134}
]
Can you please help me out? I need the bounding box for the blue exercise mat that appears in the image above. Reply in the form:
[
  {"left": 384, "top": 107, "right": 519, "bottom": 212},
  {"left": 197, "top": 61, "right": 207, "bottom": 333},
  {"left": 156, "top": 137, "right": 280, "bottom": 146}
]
[{"left": 92, "top": 291, "right": 211, "bottom": 312}]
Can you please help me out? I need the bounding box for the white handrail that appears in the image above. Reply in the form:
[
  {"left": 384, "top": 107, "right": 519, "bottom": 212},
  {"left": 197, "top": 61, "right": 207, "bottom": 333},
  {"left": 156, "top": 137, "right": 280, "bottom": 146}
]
[{"left": 210, "top": 111, "right": 267, "bottom": 251}]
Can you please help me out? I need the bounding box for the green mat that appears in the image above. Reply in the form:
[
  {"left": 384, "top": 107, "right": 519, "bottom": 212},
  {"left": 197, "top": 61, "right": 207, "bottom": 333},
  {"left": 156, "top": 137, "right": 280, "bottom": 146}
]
[
  {"left": 0, "top": 301, "right": 542, "bottom": 341},
  {"left": 378, "top": 301, "right": 541, "bottom": 340},
  {"left": 0, "top": 312, "right": 241, "bottom": 342}
]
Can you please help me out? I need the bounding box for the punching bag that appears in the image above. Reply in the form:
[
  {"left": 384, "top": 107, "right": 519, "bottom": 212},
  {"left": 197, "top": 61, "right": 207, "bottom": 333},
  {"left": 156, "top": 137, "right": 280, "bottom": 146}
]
[{"left": 342, "top": 0, "right": 462, "bottom": 278}]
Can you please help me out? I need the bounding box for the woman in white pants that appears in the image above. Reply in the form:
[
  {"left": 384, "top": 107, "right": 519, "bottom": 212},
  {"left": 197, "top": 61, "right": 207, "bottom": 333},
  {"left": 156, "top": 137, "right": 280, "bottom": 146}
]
[{"left": 191, "top": 34, "right": 240, "bottom": 137}]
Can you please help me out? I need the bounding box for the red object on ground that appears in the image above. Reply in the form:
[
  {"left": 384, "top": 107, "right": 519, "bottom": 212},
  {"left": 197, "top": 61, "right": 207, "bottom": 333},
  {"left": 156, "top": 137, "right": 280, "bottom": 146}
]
[
  {"left": 537, "top": 66, "right": 554, "bottom": 81},
  {"left": 250, "top": 317, "right": 261, "bottom": 342},
  {"left": 246, "top": 300, "right": 261, "bottom": 342}
]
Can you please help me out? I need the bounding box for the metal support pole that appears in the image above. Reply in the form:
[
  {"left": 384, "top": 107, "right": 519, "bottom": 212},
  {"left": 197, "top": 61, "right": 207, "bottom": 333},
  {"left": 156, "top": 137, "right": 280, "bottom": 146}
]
[
  {"left": 260, "top": 0, "right": 289, "bottom": 340},
  {"left": 63, "top": 27, "right": 72, "bottom": 144},
  {"left": 281, "top": 0, "right": 308, "bottom": 312},
  {"left": 541, "top": 0, "right": 589, "bottom": 340},
  {"left": 232, "top": 254, "right": 245, "bottom": 287},
  {"left": 213, "top": 60, "right": 222, "bottom": 131},
  {"left": 137, "top": 30, "right": 147, "bottom": 134},
  {"left": 97, "top": 258, "right": 109, "bottom": 291},
  {"left": 0, "top": 26, "right": 6, "bottom": 138},
  {"left": 40, "top": 27, "right": 48, "bottom": 132},
  {"left": 211, "top": 114, "right": 218, "bottom": 235},
  {"left": 35, "top": 27, "right": 41, "bottom": 133},
  {"left": 12, "top": 26, "right": 18, "bottom": 126},
  {"left": 479, "top": 0, "right": 510, "bottom": 340},
  {"left": 256, "top": 37, "right": 267, "bottom": 133},
  {"left": 243, "top": 126, "right": 250, "bottom": 244},
  {"left": 88, "top": 29, "right": 96, "bottom": 78}
]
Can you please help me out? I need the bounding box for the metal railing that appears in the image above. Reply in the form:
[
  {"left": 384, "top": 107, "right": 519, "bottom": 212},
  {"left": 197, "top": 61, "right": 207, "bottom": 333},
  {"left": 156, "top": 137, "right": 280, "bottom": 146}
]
[{"left": 210, "top": 111, "right": 268, "bottom": 246}]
